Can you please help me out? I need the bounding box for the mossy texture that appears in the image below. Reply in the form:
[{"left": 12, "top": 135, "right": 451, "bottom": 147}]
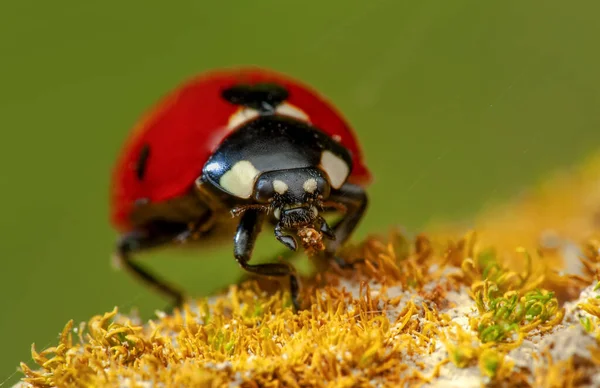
[{"left": 15, "top": 155, "right": 600, "bottom": 388}]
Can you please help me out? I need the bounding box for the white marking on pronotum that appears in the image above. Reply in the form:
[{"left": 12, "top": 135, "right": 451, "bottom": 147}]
[
  {"left": 319, "top": 150, "right": 349, "bottom": 189},
  {"left": 303, "top": 178, "right": 318, "bottom": 193},
  {"left": 227, "top": 103, "right": 310, "bottom": 131},
  {"left": 273, "top": 180, "right": 288, "bottom": 194},
  {"left": 227, "top": 108, "right": 260, "bottom": 130},
  {"left": 219, "top": 160, "right": 260, "bottom": 198},
  {"left": 274, "top": 208, "right": 281, "bottom": 220},
  {"left": 276, "top": 103, "right": 310, "bottom": 122}
]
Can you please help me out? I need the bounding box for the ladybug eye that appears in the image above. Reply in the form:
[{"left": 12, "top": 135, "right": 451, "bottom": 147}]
[{"left": 253, "top": 176, "right": 275, "bottom": 202}]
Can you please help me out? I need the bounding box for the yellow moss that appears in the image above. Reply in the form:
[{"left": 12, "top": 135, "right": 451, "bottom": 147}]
[
  {"left": 16, "top": 227, "right": 600, "bottom": 388},
  {"left": 16, "top": 153, "right": 600, "bottom": 387},
  {"left": 533, "top": 351, "right": 591, "bottom": 388},
  {"left": 440, "top": 323, "right": 479, "bottom": 368},
  {"left": 577, "top": 281, "right": 600, "bottom": 356}
]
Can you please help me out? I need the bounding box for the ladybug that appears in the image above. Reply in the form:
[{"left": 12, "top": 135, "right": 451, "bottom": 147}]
[{"left": 110, "top": 67, "right": 372, "bottom": 311}]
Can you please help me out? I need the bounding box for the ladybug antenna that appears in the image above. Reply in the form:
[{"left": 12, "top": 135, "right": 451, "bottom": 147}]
[
  {"left": 320, "top": 200, "right": 347, "bottom": 214},
  {"left": 230, "top": 204, "right": 270, "bottom": 218}
]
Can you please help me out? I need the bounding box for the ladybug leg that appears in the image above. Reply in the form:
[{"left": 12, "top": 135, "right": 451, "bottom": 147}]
[
  {"left": 234, "top": 208, "right": 301, "bottom": 311},
  {"left": 114, "top": 224, "right": 187, "bottom": 310},
  {"left": 175, "top": 181, "right": 227, "bottom": 241},
  {"left": 232, "top": 247, "right": 299, "bottom": 286},
  {"left": 322, "top": 182, "right": 369, "bottom": 268},
  {"left": 174, "top": 214, "right": 214, "bottom": 243}
]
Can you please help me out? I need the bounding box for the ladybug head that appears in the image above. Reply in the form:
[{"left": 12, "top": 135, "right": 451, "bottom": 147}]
[
  {"left": 254, "top": 167, "right": 329, "bottom": 220},
  {"left": 233, "top": 167, "right": 336, "bottom": 251}
]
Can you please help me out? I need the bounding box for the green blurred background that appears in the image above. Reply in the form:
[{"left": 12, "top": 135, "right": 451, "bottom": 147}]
[{"left": 1, "top": 0, "right": 599, "bottom": 384}]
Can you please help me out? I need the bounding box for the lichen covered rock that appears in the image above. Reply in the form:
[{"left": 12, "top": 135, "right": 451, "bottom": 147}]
[{"left": 15, "top": 153, "right": 600, "bottom": 387}]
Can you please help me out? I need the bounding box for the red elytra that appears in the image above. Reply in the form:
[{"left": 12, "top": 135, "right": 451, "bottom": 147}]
[{"left": 110, "top": 67, "right": 372, "bottom": 232}]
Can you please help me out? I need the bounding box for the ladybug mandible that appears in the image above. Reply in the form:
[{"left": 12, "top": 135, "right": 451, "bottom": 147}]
[{"left": 110, "top": 67, "right": 372, "bottom": 311}]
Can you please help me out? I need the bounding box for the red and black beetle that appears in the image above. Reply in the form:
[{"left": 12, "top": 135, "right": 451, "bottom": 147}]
[{"left": 110, "top": 67, "right": 372, "bottom": 310}]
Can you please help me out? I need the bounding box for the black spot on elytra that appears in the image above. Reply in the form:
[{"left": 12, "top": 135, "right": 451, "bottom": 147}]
[
  {"left": 135, "top": 144, "right": 150, "bottom": 181},
  {"left": 221, "top": 83, "right": 289, "bottom": 114}
]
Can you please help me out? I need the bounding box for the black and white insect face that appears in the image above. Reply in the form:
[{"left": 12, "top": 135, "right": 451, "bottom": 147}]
[{"left": 253, "top": 167, "right": 330, "bottom": 229}]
